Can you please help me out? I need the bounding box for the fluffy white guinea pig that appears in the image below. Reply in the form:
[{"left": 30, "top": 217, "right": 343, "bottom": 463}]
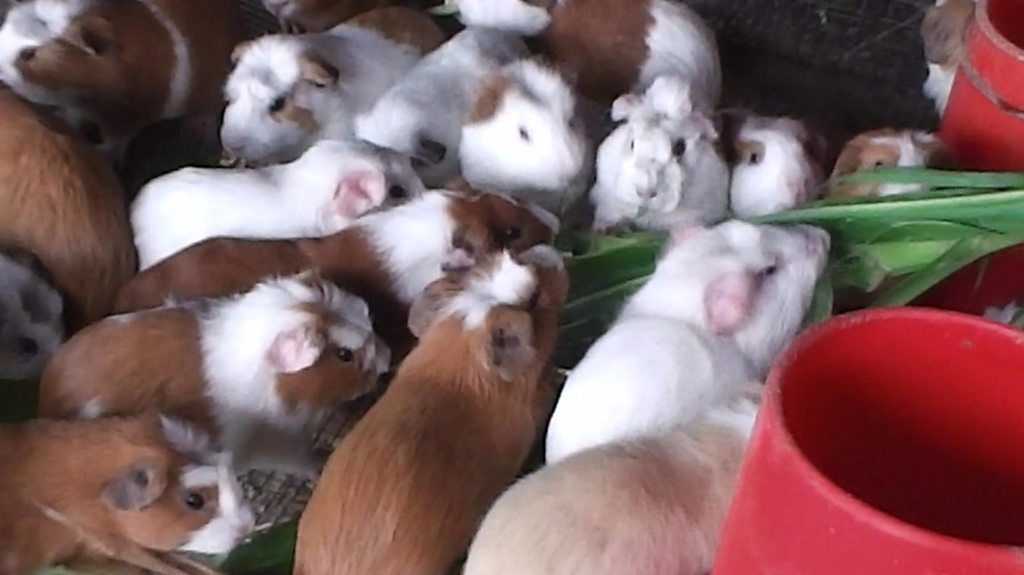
[
  {"left": 132, "top": 139, "right": 424, "bottom": 270},
  {"left": 724, "top": 113, "right": 827, "bottom": 218},
  {"left": 460, "top": 59, "right": 589, "bottom": 214},
  {"left": 354, "top": 28, "right": 529, "bottom": 187},
  {"left": 0, "top": 247, "right": 64, "bottom": 381},
  {"left": 591, "top": 75, "right": 729, "bottom": 232},
  {"left": 545, "top": 221, "right": 829, "bottom": 464},
  {"left": 221, "top": 24, "right": 420, "bottom": 166}
]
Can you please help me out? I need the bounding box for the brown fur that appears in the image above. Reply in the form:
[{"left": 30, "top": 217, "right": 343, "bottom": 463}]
[
  {"left": 0, "top": 416, "right": 217, "bottom": 575},
  {"left": 827, "top": 129, "right": 950, "bottom": 198},
  {"left": 293, "top": 253, "right": 568, "bottom": 575},
  {"left": 922, "top": 0, "right": 975, "bottom": 66},
  {"left": 346, "top": 7, "right": 446, "bottom": 55},
  {"left": 468, "top": 74, "right": 513, "bottom": 125},
  {"left": 0, "top": 90, "right": 135, "bottom": 329},
  {"left": 538, "top": 0, "right": 654, "bottom": 104},
  {"left": 286, "top": 0, "right": 404, "bottom": 33}
]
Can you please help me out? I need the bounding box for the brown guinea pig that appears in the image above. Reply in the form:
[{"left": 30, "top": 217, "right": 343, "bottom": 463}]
[
  {"left": 921, "top": 0, "right": 975, "bottom": 113},
  {"left": 826, "top": 129, "right": 951, "bottom": 199},
  {"left": 293, "top": 244, "right": 568, "bottom": 575},
  {"left": 0, "top": 0, "right": 246, "bottom": 157},
  {"left": 346, "top": 6, "right": 446, "bottom": 55},
  {"left": 114, "top": 190, "right": 559, "bottom": 358},
  {"left": 0, "top": 89, "right": 134, "bottom": 330},
  {"left": 40, "top": 272, "right": 390, "bottom": 478},
  {"left": 265, "top": 0, "right": 403, "bottom": 33},
  {"left": 0, "top": 414, "right": 254, "bottom": 575}
]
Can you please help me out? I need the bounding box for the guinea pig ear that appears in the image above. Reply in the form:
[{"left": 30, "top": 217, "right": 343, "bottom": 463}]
[
  {"left": 408, "top": 277, "right": 460, "bottom": 339},
  {"left": 611, "top": 94, "right": 641, "bottom": 122},
  {"left": 487, "top": 310, "right": 536, "bottom": 382},
  {"left": 646, "top": 76, "right": 693, "bottom": 120},
  {"left": 230, "top": 40, "right": 254, "bottom": 64},
  {"left": 102, "top": 459, "right": 167, "bottom": 512},
  {"left": 268, "top": 323, "right": 324, "bottom": 374},
  {"left": 705, "top": 272, "right": 757, "bottom": 335},
  {"left": 65, "top": 15, "right": 118, "bottom": 57},
  {"left": 332, "top": 169, "right": 387, "bottom": 220},
  {"left": 159, "top": 415, "right": 212, "bottom": 458},
  {"left": 298, "top": 51, "right": 340, "bottom": 88}
]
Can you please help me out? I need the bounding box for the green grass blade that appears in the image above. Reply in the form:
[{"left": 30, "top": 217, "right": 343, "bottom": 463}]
[
  {"left": 426, "top": 1, "right": 460, "bottom": 16},
  {"left": 803, "top": 275, "right": 834, "bottom": 327},
  {"left": 221, "top": 520, "right": 297, "bottom": 575},
  {"left": 835, "top": 169, "right": 1024, "bottom": 189}
]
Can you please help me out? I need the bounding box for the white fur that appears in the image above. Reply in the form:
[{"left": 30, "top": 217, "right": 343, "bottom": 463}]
[
  {"left": 729, "top": 117, "right": 824, "bottom": 218},
  {"left": 454, "top": 0, "right": 553, "bottom": 35},
  {"left": 354, "top": 28, "right": 528, "bottom": 187},
  {"left": 460, "top": 59, "right": 589, "bottom": 214},
  {"left": 984, "top": 302, "right": 1024, "bottom": 325},
  {"left": 447, "top": 252, "right": 537, "bottom": 328},
  {"left": 0, "top": 0, "right": 90, "bottom": 106},
  {"left": 199, "top": 274, "right": 387, "bottom": 474},
  {"left": 222, "top": 27, "right": 421, "bottom": 165},
  {"left": 79, "top": 398, "right": 105, "bottom": 419},
  {"left": 924, "top": 63, "right": 956, "bottom": 114},
  {"left": 873, "top": 131, "right": 940, "bottom": 197},
  {"left": 545, "top": 222, "right": 828, "bottom": 464},
  {"left": 592, "top": 76, "right": 729, "bottom": 232},
  {"left": 0, "top": 252, "right": 64, "bottom": 380},
  {"left": 639, "top": 0, "right": 722, "bottom": 111},
  {"left": 131, "top": 139, "right": 425, "bottom": 269},
  {"left": 136, "top": 0, "right": 191, "bottom": 118},
  {"left": 178, "top": 457, "right": 255, "bottom": 555}
]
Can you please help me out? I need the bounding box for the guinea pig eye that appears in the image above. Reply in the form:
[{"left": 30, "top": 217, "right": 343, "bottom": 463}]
[
  {"left": 518, "top": 127, "right": 531, "bottom": 143},
  {"left": 80, "top": 121, "right": 104, "bottom": 145},
  {"left": 672, "top": 140, "right": 687, "bottom": 157},
  {"left": 269, "top": 96, "right": 286, "bottom": 114},
  {"left": 629, "top": 139, "right": 635, "bottom": 151},
  {"left": 526, "top": 290, "right": 540, "bottom": 311},
  {"left": 337, "top": 347, "right": 354, "bottom": 362},
  {"left": 17, "top": 48, "right": 36, "bottom": 63},
  {"left": 503, "top": 226, "right": 522, "bottom": 244},
  {"left": 761, "top": 263, "right": 779, "bottom": 277},
  {"left": 747, "top": 151, "right": 762, "bottom": 165},
  {"left": 387, "top": 185, "right": 407, "bottom": 199},
  {"left": 872, "top": 160, "right": 888, "bottom": 169},
  {"left": 184, "top": 491, "right": 206, "bottom": 511}
]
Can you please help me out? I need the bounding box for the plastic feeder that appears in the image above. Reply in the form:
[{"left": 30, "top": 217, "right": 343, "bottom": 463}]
[
  {"left": 942, "top": 0, "right": 1024, "bottom": 170},
  {"left": 714, "top": 309, "right": 1024, "bottom": 575},
  {"left": 916, "top": 245, "right": 1024, "bottom": 317}
]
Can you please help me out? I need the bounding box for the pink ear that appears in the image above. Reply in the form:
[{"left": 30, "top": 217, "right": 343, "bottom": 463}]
[
  {"left": 267, "top": 325, "right": 323, "bottom": 374},
  {"left": 705, "top": 272, "right": 756, "bottom": 335},
  {"left": 669, "top": 225, "right": 706, "bottom": 245},
  {"left": 333, "top": 170, "right": 387, "bottom": 220}
]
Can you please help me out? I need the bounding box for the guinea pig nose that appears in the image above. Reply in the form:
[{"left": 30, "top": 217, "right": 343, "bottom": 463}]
[
  {"left": 15, "top": 337, "right": 38, "bottom": 355},
  {"left": 636, "top": 186, "right": 658, "bottom": 200}
]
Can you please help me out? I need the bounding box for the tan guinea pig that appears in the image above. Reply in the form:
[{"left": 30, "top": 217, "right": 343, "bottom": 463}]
[
  {"left": 265, "top": 0, "right": 403, "bottom": 33},
  {"left": 294, "top": 245, "right": 568, "bottom": 575},
  {"left": 0, "top": 0, "right": 246, "bottom": 157},
  {"left": 346, "top": 7, "right": 446, "bottom": 56},
  {"left": 0, "top": 89, "right": 134, "bottom": 330},
  {"left": 826, "top": 129, "right": 951, "bottom": 199},
  {"left": 0, "top": 414, "right": 254, "bottom": 575}
]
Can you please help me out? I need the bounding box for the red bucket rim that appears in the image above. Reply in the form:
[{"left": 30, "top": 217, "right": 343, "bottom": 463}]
[
  {"left": 763, "top": 307, "right": 1024, "bottom": 555},
  {"left": 975, "top": 0, "right": 1024, "bottom": 64}
]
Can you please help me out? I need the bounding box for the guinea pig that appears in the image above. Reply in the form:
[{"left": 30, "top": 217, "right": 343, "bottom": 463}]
[
  {"left": 0, "top": 246, "right": 64, "bottom": 381},
  {"left": 0, "top": 0, "right": 245, "bottom": 157},
  {"left": 264, "top": 0, "right": 401, "bottom": 33},
  {"left": 922, "top": 0, "right": 975, "bottom": 114},
  {"left": 221, "top": 25, "right": 421, "bottom": 166},
  {"left": 590, "top": 75, "right": 729, "bottom": 232},
  {"left": 722, "top": 112, "right": 827, "bottom": 218},
  {"left": 345, "top": 6, "right": 446, "bottom": 55},
  {"left": 293, "top": 245, "right": 569, "bottom": 575},
  {"left": 826, "top": 129, "right": 950, "bottom": 199},
  {"left": 114, "top": 190, "right": 559, "bottom": 358},
  {"left": 456, "top": 0, "right": 721, "bottom": 108},
  {"left": 40, "top": 273, "right": 390, "bottom": 477},
  {"left": 0, "top": 89, "right": 134, "bottom": 330},
  {"left": 132, "top": 139, "right": 425, "bottom": 270},
  {"left": 0, "top": 414, "right": 254, "bottom": 575},
  {"left": 545, "top": 221, "right": 829, "bottom": 464},
  {"left": 460, "top": 58, "right": 589, "bottom": 215},
  {"left": 354, "top": 28, "right": 529, "bottom": 187},
  {"left": 464, "top": 390, "right": 760, "bottom": 575}
]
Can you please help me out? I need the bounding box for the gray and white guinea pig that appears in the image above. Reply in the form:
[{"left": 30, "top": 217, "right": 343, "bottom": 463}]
[
  {"left": 826, "top": 129, "right": 950, "bottom": 199},
  {"left": 590, "top": 75, "right": 729, "bottom": 232},
  {"left": 0, "top": 414, "right": 254, "bottom": 575},
  {"left": 221, "top": 25, "right": 420, "bottom": 167},
  {"left": 0, "top": 247, "right": 64, "bottom": 381},
  {"left": 721, "top": 111, "right": 827, "bottom": 218},
  {"left": 0, "top": 0, "right": 245, "bottom": 157},
  {"left": 922, "top": 0, "right": 975, "bottom": 114}
]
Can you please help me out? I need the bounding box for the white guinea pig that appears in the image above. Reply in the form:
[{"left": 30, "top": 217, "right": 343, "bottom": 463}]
[
  {"left": 460, "top": 59, "right": 589, "bottom": 214},
  {"left": 221, "top": 25, "right": 420, "bottom": 166},
  {"left": 0, "top": 247, "right": 64, "bottom": 381},
  {"left": 724, "top": 113, "right": 827, "bottom": 218},
  {"left": 545, "top": 221, "right": 829, "bottom": 464},
  {"left": 354, "top": 28, "right": 529, "bottom": 187},
  {"left": 131, "top": 139, "right": 424, "bottom": 270},
  {"left": 591, "top": 75, "right": 729, "bottom": 232}
]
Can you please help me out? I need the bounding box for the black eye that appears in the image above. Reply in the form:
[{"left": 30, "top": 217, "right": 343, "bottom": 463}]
[
  {"left": 17, "top": 48, "right": 36, "bottom": 62},
  {"left": 527, "top": 290, "right": 540, "bottom": 311},
  {"left": 748, "top": 152, "right": 762, "bottom": 165},
  {"left": 184, "top": 491, "right": 205, "bottom": 510},
  {"left": 387, "top": 185, "right": 407, "bottom": 199},
  {"left": 519, "top": 127, "right": 531, "bottom": 143},
  {"left": 629, "top": 139, "right": 635, "bottom": 151},
  {"left": 269, "top": 96, "right": 286, "bottom": 114},
  {"left": 15, "top": 337, "right": 38, "bottom": 356},
  {"left": 503, "top": 227, "right": 522, "bottom": 243},
  {"left": 762, "top": 264, "right": 779, "bottom": 277},
  {"left": 338, "top": 347, "right": 354, "bottom": 362},
  {"left": 672, "top": 140, "right": 687, "bottom": 157},
  {"left": 873, "top": 160, "right": 887, "bottom": 169},
  {"left": 81, "top": 121, "right": 103, "bottom": 145}
]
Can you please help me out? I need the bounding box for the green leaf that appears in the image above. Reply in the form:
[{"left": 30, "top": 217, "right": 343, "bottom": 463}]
[
  {"left": 835, "top": 169, "right": 1024, "bottom": 189},
  {"left": 803, "top": 274, "right": 835, "bottom": 327},
  {"left": 221, "top": 521, "right": 297, "bottom": 575}
]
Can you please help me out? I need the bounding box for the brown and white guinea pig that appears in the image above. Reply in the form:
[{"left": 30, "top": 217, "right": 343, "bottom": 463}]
[
  {"left": 264, "top": 0, "right": 401, "bottom": 34},
  {"left": 114, "top": 189, "right": 559, "bottom": 358},
  {"left": 0, "top": 246, "right": 64, "bottom": 381},
  {"left": 0, "top": 0, "right": 246, "bottom": 157},
  {"left": 720, "top": 111, "right": 828, "bottom": 218},
  {"left": 922, "top": 0, "right": 975, "bottom": 114},
  {"left": 345, "top": 6, "right": 446, "bottom": 55},
  {"left": 826, "top": 129, "right": 951, "bottom": 199},
  {"left": 40, "top": 272, "right": 390, "bottom": 477},
  {"left": 456, "top": 0, "right": 721, "bottom": 108},
  {"left": 0, "top": 89, "right": 134, "bottom": 330},
  {"left": 0, "top": 414, "right": 254, "bottom": 575},
  {"left": 463, "top": 390, "right": 760, "bottom": 575},
  {"left": 293, "top": 244, "right": 568, "bottom": 575}
]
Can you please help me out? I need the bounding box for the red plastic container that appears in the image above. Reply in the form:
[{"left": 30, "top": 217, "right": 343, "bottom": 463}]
[
  {"left": 916, "top": 245, "right": 1024, "bottom": 315},
  {"left": 714, "top": 309, "right": 1024, "bottom": 575},
  {"left": 942, "top": 0, "right": 1024, "bottom": 170}
]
